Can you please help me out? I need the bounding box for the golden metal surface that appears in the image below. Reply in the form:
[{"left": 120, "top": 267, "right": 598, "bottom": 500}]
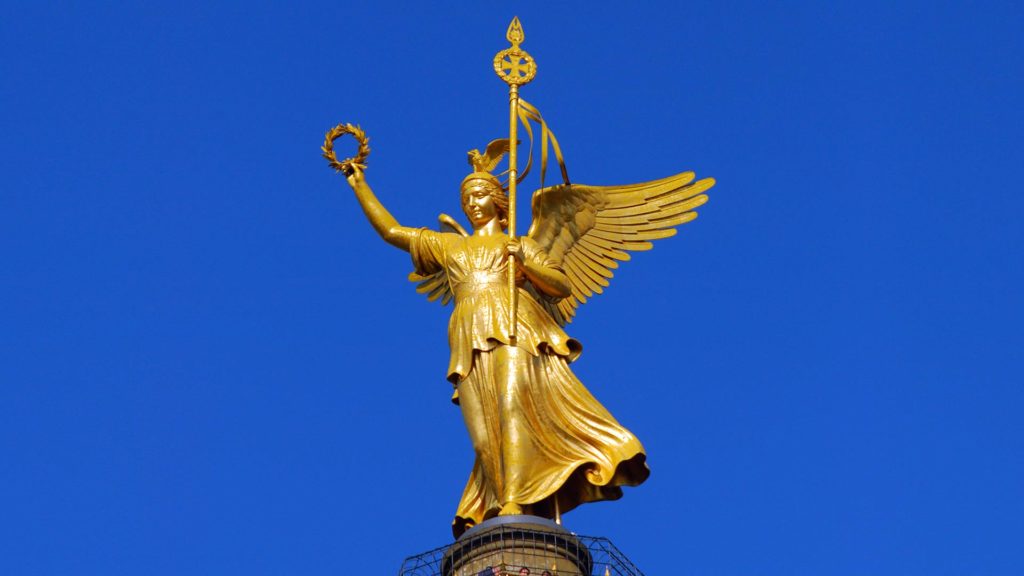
[
  {"left": 326, "top": 17, "right": 714, "bottom": 538},
  {"left": 495, "top": 17, "right": 534, "bottom": 343},
  {"left": 321, "top": 123, "right": 369, "bottom": 175}
]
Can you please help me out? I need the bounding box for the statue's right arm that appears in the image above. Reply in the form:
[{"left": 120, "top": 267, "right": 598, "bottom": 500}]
[{"left": 345, "top": 169, "right": 417, "bottom": 253}]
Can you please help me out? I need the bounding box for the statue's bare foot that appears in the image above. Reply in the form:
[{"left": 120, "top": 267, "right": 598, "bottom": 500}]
[{"left": 499, "top": 502, "right": 523, "bottom": 515}]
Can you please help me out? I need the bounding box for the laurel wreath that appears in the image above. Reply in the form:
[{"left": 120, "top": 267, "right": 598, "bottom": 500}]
[
  {"left": 493, "top": 47, "right": 536, "bottom": 86},
  {"left": 321, "top": 123, "right": 370, "bottom": 175}
]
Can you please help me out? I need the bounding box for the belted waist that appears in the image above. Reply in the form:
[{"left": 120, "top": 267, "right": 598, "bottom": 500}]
[{"left": 451, "top": 271, "right": 508, "bottom": 298}]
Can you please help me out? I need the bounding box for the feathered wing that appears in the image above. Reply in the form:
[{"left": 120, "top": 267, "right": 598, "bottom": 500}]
[
  {"left": 526, "top": 171, "right": 714, "bottom": 325},
  {"left": 407, "top": 213, "right": 468, "bottom": 306}
]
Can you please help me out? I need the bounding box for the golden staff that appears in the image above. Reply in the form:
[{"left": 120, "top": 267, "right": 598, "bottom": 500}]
[{"left": 493, "top": 16, "right": 536, "bottom": 343}]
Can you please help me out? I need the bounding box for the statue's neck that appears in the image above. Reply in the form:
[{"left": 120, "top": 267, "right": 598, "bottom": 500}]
[{"left": 473, "top": 219, "right": 506, "bottom": 237}]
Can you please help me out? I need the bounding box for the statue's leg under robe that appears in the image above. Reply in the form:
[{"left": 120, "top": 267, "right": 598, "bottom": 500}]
[
  {"left": 453, "top": 344, "right": 650, "bottom": 537},
  {"left": 456, "top": 355, "right": 503, "bottom": 520},
  {"left": 494, "top": 345, "right": 538, "bottom": 510}
]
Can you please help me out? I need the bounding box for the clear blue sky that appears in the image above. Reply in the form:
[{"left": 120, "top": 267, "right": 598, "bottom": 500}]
[{"left": 2, "top": 2, "right": 1022, "bottom": 574}]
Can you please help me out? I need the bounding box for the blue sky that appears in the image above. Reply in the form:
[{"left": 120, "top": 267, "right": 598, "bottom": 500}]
[{"left": 1, "top": 1, "right": 1022, "bottom": 574}]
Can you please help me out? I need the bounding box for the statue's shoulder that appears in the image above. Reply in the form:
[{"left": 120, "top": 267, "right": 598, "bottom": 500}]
[
  {"left": 520, "top": 236, "right": 542, "bottom": 249},
  {"left": 419, "top": 228, "right": 464, "bottom": 242},
  {"left": 520, "top": 236, "right": 548, "bottom": 257}
]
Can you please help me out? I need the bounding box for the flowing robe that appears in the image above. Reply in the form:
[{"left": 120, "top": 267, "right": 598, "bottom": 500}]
[{"left": 411, "top": 229, "right": 649, "bottom": 537}]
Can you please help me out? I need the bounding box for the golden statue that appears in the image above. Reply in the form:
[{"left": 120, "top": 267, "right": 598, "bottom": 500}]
[{"left": 323, "top": 18, "right": 714, "bottom": 537}]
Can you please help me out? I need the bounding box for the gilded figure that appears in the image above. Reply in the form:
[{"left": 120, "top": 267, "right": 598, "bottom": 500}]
[{"left": 327, "top": 17, "right": 714, "bottom": 537}]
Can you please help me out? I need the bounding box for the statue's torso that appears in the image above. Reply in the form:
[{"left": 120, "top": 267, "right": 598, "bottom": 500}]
[{"left": 413, "top": 231, "right": 578, "bottom": 381}]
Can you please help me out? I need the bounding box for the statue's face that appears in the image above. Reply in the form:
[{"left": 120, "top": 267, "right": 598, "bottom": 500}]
[{"left": 462, "top": 181, "right": 501, "bottom": 229}]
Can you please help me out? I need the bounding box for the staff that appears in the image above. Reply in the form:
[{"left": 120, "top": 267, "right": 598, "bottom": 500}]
[{"left": 493, "top": 16, "right": 536, "bottom": 343}]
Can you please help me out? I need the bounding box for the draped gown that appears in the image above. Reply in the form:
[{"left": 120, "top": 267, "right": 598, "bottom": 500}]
[{"left": 410, "top": 229, "right": 649, "bottom": 537}]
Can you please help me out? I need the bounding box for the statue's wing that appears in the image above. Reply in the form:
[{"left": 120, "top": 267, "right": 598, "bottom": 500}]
[
  {"left": 527, "top": 171, "right": 714, "bottom": 325},
  {"left": 407, "top": 213, "right": 468, "bottom": 306}
]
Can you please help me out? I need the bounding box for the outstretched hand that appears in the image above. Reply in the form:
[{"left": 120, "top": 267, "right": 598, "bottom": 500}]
[{"left": 345, "top": 165, "right": 365, "bottom": 190}]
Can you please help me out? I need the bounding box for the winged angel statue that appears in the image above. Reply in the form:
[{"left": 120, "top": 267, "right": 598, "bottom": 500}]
[{"left": 342, "top": 132, "right": 713, "bottom": 535}]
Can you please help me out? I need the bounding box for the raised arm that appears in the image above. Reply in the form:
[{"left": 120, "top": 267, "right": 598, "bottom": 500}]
[{"left": 345, "top": 168, "right": 418, "bottom": 252}]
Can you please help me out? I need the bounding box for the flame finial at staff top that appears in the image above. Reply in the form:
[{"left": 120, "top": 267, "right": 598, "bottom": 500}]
[{"left": 506, "top": 16, "right": 524, "bottom": 47}]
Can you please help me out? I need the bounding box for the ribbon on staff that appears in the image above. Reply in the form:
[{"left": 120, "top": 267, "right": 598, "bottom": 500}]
[{"left": 502, "top": 98, "right": 571, "bottom": 191}]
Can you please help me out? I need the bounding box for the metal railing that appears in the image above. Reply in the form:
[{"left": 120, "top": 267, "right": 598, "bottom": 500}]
[{"left": 398, "top": 526, "right": 644, "bottom": 576}]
